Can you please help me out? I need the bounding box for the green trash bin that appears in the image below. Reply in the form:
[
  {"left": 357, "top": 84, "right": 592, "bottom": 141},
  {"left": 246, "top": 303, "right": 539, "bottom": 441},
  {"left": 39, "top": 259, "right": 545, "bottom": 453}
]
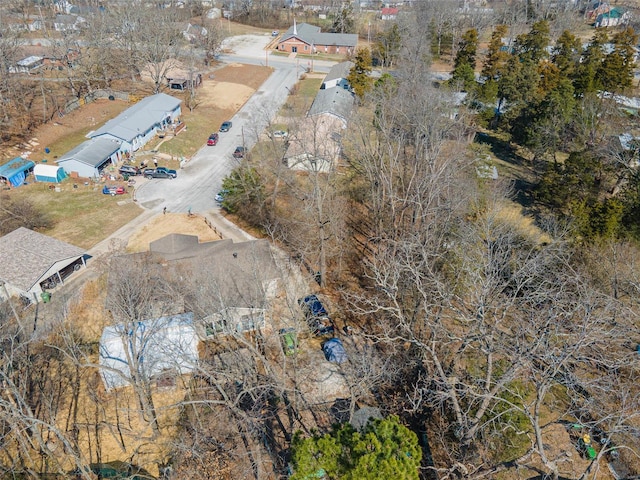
[{"left": 41, "top": 291, "right": 50, "bottom": 303}]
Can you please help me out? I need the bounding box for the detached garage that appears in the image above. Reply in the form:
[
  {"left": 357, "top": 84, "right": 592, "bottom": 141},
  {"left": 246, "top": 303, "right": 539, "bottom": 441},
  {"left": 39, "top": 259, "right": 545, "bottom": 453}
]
[
  {"left": 0, "top": 157, "right": 35, "bottom": 187},
  {"left": 34, "top": 164, "right": 67, "bottom": 183},
  {"left": 57, "top": 137, "right": 122, "bottom": 178}
]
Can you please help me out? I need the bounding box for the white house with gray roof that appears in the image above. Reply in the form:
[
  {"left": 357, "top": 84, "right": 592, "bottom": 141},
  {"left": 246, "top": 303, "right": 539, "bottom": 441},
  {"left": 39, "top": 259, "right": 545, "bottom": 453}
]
[
  {"left": 321, "top": 61, "right": 354, "bottom": 90},
  {"left": 88, "top": 93, "right": 181, "bottom": 153},
  {"left": 56, "top": 137, "right": 122, "bottom": 178},
  {"left": 0, "top": 227, "right": 86, "bottom": 302}
]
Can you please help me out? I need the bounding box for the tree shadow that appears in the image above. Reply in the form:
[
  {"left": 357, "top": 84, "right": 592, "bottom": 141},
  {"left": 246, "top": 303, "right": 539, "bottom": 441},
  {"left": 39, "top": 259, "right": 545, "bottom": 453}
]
[
  {"left": 475, "top": 131, "right": 529, "bottom": 167},
  {"left": 475, "top": 132, "right": 538, "bottom": 209}
]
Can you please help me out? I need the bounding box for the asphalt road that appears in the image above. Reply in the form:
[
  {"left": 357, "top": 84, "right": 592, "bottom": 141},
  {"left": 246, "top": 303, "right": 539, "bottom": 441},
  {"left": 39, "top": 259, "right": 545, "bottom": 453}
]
[{"left": 134, "top": 35, "right": 336, "bottom": 215}]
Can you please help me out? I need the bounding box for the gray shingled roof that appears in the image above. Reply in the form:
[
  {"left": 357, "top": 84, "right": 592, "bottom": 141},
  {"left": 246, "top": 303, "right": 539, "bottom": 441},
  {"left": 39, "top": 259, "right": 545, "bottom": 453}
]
[
  {"left": 57, "top": 137, "right": 121, "bottom": 167},
  {"left": 146, "top": 235, "right": 279, "bottom": 309},
  {"left": 281, "top": 23, "right": 358, "bottom": 47},
  {"left": 89, "top": 93, "right": 181, "bottom": 142},
  {"left": 324, "top": 61, "right": 354, "bottom": 83},
  {"left": 0, "top": 227, "right": 85, "bottom": 292},
  {"left": 308, "top": 87, "right": 355, "bottom": 122}
]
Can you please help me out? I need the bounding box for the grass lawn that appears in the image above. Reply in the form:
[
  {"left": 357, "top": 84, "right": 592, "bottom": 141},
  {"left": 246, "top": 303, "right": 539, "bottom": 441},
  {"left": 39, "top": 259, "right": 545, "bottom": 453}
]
[
  {"left": 6, "top": 181, "right": 142, "bottom": 249},
  {"left": 0, "top": 64, "right": 296, "bottom": 249},
  {"left": 281, "top": 76, "right": 323, "bottom": 117},
  {"left": 157, "top": 107, "right": 236, "bottom": 160}
]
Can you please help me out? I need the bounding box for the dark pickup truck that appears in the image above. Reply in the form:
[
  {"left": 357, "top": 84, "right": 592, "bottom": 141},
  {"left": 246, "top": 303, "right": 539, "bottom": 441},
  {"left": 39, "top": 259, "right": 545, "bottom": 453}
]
[{"left": 144, "top": 167, "right": 177, "bottom": 179}]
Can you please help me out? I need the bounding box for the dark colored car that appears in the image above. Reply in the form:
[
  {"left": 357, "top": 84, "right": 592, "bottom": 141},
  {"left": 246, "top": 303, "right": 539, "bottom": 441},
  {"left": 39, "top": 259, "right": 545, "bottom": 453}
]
[
  {"left": 232, "top": 146, "right": 245, "bottom": 158},
  {"left": 144, "top": 167, "right": 177, "bottom": 179},
  {"left": 220, "top": 121, "right": 232, "bottom": 132},
  {"left": 207, "top": 133, "right": 219, "bottom": 146},
  {"left": 298, "top": 294, "right": 335, "bottom": 336},
  {"left": 118, "top": 165, "right": 141, "bottom": 176}
]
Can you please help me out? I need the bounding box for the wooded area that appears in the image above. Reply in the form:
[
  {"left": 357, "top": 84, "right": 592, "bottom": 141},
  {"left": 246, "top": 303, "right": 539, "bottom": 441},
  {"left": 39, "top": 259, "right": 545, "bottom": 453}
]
[{"left": 2, "top": 0, "right": 640, "bottom": 479}]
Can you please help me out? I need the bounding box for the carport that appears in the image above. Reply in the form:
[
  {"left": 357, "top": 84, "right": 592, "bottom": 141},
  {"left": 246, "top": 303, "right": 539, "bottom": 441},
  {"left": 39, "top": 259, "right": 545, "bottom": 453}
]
[{"left": 0, "top": 157, "right": 35, "bottom": 187}]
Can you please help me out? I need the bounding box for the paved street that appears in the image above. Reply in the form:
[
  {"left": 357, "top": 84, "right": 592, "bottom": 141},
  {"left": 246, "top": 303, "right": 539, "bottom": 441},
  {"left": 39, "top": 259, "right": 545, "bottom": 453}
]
[{"left": 134, "top": 35, "right": 335, "bottom": 216}]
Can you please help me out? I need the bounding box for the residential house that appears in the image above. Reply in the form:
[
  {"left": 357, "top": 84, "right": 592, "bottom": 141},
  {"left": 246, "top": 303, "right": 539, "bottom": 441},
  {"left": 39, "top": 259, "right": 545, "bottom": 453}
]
[
  {"left": 277, "top": 22, "right": 358, "bottom": 56},
  {"left": 147, "top": 234, "right": 281, "bottom": 307},
  {"left": 595, "top": 7, "right": 630, "bottom": 27},
  {"left": 53, "top": 14, "right": 86, "bottom": 32},
  {"left": 54, "top": 0, "right": 79, "bottom": 14},
  {"left": 56, "top": 137, "right": 123, "bottom": 178},
  {"left": 284, "top": 92, "right": 354, "bottom": 171},
  {"left": 320, "top": 61, "right": 354, "bottom": 90},
  {"left": 587, "top": 1, "right": 610, "bottom": 20},
  {"left": 0, "top": 227, "right": 86, "bottom": 302},
  {"left": 111, "top": 234, "right": 282, "bottom": 337},
  {"left": 308, "top": 86, "right": 355, "bottom": 124},
  {"left": 284, "top": 61, "right": 356, "bottom": 170},
  {"left": 88, "top": 93, "right": 182, "bottom": 153},
  {"left": 182, "top": 23, "right": 207, "bottom": 43},
  {"left": 297, "top": 0, "right": 335, "bottom": 12},
  {"left": 10, "top": 56, "right": 44, "bottom": 74},
  {"left": 381, "top": 7, "right": 399, "bottom": 20}
]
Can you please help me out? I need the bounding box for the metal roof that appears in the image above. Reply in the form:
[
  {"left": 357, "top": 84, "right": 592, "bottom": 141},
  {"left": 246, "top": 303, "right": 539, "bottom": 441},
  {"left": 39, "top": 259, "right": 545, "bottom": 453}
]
[
  {"left": 57, "top": 137, "right": 121, "bottom": 167},
  {"left": 89, "top": 93, "right": 181, "bottom": 142},
  {"left": 0, "top": 227, "right": 85, "bottom": 292},
  {"left": 308, "top": 87, "right": 355, "bottom": 122},
  {"left": 0, "top": 157, "right": 35, "bottom": 180},
  {"left": 17, "top": 56, "right": 43, "bottom": 67}
]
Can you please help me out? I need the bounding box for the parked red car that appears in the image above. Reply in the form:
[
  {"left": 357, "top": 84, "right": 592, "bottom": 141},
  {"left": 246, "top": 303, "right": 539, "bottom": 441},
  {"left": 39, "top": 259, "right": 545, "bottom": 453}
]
[
  {"left": 207, "top": 133, "right": 219, "bottom": 146},
  {"left": 102, "top": 185, "right": 126, "bottom": 196},
  {"left": 232, "top": 146, "right": 245, "bottom": 158}
]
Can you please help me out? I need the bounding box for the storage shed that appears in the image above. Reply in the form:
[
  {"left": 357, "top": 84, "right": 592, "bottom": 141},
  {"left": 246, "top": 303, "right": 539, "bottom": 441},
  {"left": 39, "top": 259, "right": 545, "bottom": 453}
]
[
  {"left": 56, "top": 137, "right": 121, "bottom": 178},
  {"left": 99, "top": 312, "right": 199, "bottom": 391},
  {"left": 34, "top": 164, "right": 67, "bottom": 183},
  {"left": 0, "top": 157, "right": 35, "bottom": 187}
]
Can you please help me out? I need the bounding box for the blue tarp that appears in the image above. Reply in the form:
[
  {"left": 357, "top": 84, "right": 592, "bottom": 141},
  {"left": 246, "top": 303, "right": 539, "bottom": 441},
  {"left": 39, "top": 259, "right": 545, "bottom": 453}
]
[
  {"left": 0, "top": 157, "right": 35, "bottom": 187},
  {"left": 323, "top": 338, "right": 347, "bottom": 364}
]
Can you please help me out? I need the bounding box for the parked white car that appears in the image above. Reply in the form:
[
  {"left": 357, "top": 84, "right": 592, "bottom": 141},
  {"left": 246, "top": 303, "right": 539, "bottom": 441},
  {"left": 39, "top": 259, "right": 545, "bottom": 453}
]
[{"left": 272, "top": 130, "right": 288, "bottom": 138}]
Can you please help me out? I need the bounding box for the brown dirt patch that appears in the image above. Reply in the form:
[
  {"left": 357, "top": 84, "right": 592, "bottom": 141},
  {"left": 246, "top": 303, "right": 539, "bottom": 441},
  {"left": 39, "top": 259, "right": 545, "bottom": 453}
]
[
  {"left": 212, "top": 63, "right": 273, "bottom": 90},
  {"left": 199, "top": 81, "right": 255, "bottom": 111},
  {"left": 127, "top": 213, "right": 222, "bottom": 252}
]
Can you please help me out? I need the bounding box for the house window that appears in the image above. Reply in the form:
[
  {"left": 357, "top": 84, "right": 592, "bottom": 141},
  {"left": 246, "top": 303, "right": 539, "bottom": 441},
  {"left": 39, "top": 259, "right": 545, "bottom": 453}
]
[
  {"left": 304, "top": 45, "right": 308, "bottom": 51},
  {"left": 237, "top": 313, "right": 265, "bottom": 332}
]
